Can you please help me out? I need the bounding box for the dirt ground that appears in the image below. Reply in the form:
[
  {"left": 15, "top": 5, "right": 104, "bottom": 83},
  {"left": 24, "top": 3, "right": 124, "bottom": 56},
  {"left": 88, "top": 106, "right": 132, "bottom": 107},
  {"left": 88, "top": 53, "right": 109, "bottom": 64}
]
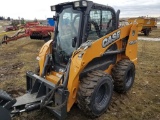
[{"left": 0, "top": 25, "right": 160, "bottom": 120}]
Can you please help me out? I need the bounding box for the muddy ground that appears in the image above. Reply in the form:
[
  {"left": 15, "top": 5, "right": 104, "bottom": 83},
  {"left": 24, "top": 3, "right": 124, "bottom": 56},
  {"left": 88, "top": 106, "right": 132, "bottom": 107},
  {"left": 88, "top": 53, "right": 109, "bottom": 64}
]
[{"left": 0, "top": 26, "right": 160, "bottom": 120}]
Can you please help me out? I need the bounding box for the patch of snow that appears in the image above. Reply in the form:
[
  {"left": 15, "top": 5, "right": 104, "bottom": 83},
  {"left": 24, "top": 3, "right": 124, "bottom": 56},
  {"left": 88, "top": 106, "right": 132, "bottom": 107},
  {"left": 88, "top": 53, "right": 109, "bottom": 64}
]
[{"left": 138, "top": 37, "right": 160, "bottom": 41}]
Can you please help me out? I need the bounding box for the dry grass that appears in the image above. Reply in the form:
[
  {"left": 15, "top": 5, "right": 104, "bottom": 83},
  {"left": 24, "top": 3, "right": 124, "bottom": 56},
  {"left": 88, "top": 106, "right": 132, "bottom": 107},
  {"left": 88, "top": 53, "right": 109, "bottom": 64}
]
[
  {"left": 0, "top": 20, "right": 10, "bottom": 26},
  {"left": 0, "top": 39, "right": 44, "bottom": 94}
]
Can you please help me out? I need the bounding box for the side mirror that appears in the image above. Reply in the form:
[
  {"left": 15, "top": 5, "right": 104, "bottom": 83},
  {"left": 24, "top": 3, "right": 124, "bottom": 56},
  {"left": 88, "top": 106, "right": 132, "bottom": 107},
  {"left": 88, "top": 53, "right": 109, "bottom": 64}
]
[{"left": 72, "top": 37, "right": 77, "bottom": 48}]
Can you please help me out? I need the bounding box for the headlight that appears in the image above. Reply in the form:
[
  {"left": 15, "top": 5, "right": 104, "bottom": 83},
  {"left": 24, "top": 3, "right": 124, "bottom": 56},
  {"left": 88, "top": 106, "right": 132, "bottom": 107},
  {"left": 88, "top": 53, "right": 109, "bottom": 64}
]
[
  {"left": 51, "top": 5, "right": 56, "bottom": 11},
  {"left": 74, "top": 1, "right": 80, "bottom": 7}
]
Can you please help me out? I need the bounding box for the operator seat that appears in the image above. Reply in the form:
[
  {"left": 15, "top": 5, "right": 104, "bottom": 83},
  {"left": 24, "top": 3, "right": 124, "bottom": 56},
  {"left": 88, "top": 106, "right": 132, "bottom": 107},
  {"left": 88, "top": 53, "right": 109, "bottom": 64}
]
[
  {"left": 105, "top": 18, "right": 114, "bottom": 35},
  {"left": 107, "top": 19, "right": 112, "bottom": 28},
  {"left": 87, "top": 20, "right": 101, "bottom": 40},
  {"left": 90, "top": 20, "right": 100, "bottom": 37}
]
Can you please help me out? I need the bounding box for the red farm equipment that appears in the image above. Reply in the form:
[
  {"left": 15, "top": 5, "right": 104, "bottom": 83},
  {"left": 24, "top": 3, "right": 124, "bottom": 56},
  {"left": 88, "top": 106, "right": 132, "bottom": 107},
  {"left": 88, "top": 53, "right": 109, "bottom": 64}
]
[
  {"left": 3, "top": 25, "right": 19, "bottom": 32},
  {"left": 18, "top": 21, "right": 41, "bottom": 29},
  {"left": 25, "top": 21, "right": 40, "bottom": 27},
  {"left": 1, "top": 25, "right": 54, "bottom": 44}
]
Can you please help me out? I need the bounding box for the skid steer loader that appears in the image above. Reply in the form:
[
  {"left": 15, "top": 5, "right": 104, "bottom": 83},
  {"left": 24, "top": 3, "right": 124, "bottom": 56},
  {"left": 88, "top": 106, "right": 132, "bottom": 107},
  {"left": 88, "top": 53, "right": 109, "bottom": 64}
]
[{"left": 0, "top": 0, "right": 138, "bottom": 120}]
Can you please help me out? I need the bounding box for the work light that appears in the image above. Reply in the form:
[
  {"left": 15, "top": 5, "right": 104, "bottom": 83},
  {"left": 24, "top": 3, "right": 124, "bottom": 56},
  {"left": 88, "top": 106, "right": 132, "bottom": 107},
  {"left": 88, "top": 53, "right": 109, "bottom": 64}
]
[
  {"left": 74, "top": 1, "right": 88, "bottom": 8},
  {"left": 74, "top": 1, "right": 80, "bottom": 7},
  {"left": 82, "top": 1, "right": 87, "bottom": 6},
  {"left": 51, "top": 6, "right": 56, "bottom": 11}
]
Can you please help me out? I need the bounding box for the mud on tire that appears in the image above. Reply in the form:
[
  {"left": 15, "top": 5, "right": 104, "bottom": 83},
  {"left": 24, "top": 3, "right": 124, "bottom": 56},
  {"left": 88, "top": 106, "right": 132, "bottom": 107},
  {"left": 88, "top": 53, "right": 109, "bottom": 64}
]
[
  {"left": 112, "top": 59, "right": 135, "bottom": 93},
  {"left": 77, "top": 70, "right": 113, "bottom": 118}
]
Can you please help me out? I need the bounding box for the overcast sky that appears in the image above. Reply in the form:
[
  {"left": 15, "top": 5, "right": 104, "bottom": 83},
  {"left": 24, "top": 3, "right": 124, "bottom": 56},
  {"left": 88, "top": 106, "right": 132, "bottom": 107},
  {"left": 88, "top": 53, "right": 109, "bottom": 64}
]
[{"left": 0, "top": 0, "right": 160, "bottom": 20}]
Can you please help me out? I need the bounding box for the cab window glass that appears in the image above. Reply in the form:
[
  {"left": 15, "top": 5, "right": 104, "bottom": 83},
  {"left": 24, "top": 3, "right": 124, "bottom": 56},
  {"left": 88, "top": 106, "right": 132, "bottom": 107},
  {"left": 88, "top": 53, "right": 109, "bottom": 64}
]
[{"left": 88, "top": 10, "right": 101, "bottom": 40}]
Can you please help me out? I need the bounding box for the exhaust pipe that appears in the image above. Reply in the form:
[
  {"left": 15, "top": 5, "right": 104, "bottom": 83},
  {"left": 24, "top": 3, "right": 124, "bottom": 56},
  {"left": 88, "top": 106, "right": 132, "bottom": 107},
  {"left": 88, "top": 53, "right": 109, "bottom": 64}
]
[{"left": 116, "top": 10, "right": 120, "bottom": 29}]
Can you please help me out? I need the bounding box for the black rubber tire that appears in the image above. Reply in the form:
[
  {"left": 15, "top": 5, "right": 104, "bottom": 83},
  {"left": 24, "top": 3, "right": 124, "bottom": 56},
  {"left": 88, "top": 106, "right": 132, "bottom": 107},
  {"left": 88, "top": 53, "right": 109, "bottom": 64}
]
[
  {"left": 0, "top": 106, "right": 11, "bottom": 120},
  {"left": 77, "top": 70, "right": 113, "bottom": 118},
  {"left": 0, "top": 90, "right": 11, "bottom": 100},
  {"left": 112, "top": 59, "right": 135, "bottom": 93},
  {"left": 144, "top": 29, "right": 149, "bottom": 36},
  {"left": 43, "top": 35, "right": 51, "bottom": 42},
  {"left": 0, "top": 90, "right": 16, "bottom": 110}
]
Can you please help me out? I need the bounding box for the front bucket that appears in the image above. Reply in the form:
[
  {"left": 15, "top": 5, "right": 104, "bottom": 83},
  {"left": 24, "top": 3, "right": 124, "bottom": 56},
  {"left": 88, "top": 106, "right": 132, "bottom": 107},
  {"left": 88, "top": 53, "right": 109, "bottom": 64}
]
[{"left": 0, "top": 71, "right": 68, "bottom": 120}]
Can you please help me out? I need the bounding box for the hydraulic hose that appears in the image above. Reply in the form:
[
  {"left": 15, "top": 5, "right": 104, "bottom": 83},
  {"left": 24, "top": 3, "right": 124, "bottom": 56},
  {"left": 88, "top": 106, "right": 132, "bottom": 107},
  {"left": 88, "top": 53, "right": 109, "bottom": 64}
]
[{"left": 40, "top": 59, "right": 71, "bottom": 109}]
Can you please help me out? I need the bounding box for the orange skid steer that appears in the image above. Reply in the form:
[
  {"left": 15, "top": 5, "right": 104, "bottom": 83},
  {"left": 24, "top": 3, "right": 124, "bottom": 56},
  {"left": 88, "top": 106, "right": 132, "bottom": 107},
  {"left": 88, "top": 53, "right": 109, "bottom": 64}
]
[{"left": 0, "top": 0, "right": 138, "bottom": 120}]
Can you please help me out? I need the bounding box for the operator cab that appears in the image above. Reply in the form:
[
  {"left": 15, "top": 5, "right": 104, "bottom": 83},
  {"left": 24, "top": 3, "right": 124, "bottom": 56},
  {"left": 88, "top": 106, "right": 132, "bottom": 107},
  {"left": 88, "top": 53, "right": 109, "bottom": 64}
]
[{"left": 51, "top": 0, "right": 119, "bottom": 70}]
